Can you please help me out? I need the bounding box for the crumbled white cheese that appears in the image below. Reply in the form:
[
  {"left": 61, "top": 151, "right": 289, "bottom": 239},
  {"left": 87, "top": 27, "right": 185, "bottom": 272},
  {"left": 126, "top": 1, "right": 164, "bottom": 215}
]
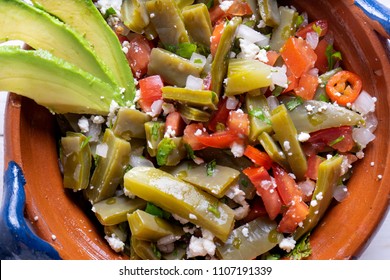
[
  {"left": 230, "top": 141, "right": 245, "bottom": 157},
  {"left": 194, "top": 129, "right": 203, "bottom": 136},
  {"left": 164, "top": 125, "right": 176, "bottom": 138},
  {"left": 105, "top": 234, "right": 125, "bottom": 253},
  {"left": 123, "top": 187, "right": 136, "bottom": 199},
  {"left": 298, "top": 132, "right": 311, "bottom": 142},
  {"left": 91, "top": 115, "right": 105, "bottom": 124},
  {"left": 95, "top": 143, "right": 108, "bottom": 158},
  {"left": 95, "top": 0, "right": 122, "bottom": 17},
  {"left": 172, "top": 213, "right": 189, "bottom": 224},
  {"left": 377, "top": 174, "right": 383, "bottom": 180},
  {"left": 237, "top": 38, "right": 261, "bottom": 60},
  {"left": 310, "top": 200, "right": 318, "bottom": 207},
  {"left": 78, "top": 116, "right": 89, "bottom": 133},
  {"left": 51, "top": 234, "right": 57, "bottom": 241},
  {"left": 33, "top": 215, "right": 39, "bottom": 222},
  {"left": 315, "top": 192, "right": 323, "bottom": 201},
  {"left": 279, "top": 237, "right": 296, "bottom": 253},
  {"left": 186, "top": 229, "right": 216, "bottom": 258},
  {"left": 219, "top": 0, "right": 234, "bottom": 12},
  {"left": 189, "top": 213, "right": 198, "bottom": 220},
  {"left": 283, "top": 141, "right": 291, "bottom": 151}
]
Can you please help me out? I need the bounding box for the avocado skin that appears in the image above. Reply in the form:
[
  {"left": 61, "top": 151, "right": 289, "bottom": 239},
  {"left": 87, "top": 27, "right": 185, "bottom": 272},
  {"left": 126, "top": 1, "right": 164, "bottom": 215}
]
[
  {"left": 32, "top": 0, "right": 136, "bottom": 102},
  {"left": 0, "top": 0, "right": 116, "bottom": 87},
  {"left": 0, "top": 46, "right": 123, "bottom": 115}
]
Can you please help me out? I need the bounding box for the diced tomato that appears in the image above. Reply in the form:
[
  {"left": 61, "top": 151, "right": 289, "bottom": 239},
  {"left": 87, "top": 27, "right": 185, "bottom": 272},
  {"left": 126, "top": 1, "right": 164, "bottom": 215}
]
[
  {"left": 243, "top": 167, "right": 282, "bottom": 220},
  {"left": 240, "top": 196, "right": 268, "bottom": 224},
  {"left": 208, "top": 97, "right": 232, "bottom": 132},
  {"left": 209, "top": 1, "right": 253, "bottom": 24},
  {"left": 196, "top": 130, "right": 240, "bottom": 149},
  {"left": 210, "top": 20, "right": 225, "bottom": 57},
  {"left": 294, "top": 71, "right": 319, "bottom": 100},
  {"left": 280, "top": 37, "right": 317, "bottom": 78},
  {"left": 227, "top": 110, "right": 249, "bottom": 136},
  {"left": 307, "top": 126, "right": 355, "bottom": 153},
  {"left": 314, "top": 38, "right": 329, "bottom": 74},
  {"left": 277, "top": 198, "right": 309, "bottom": 233},
  {"left": 183, "top": 123, "right": 208, "bottom": 151},
  {"left": 244, "top": 145, "right": 273, "bottom": 170},
  {"left": 296, "top": 19, "right": 328, "bottom": 39},
  {"left": 125, "top": 34, "right": 153, "bottom": 79},
  {"left": 272, "top": 164, "right": 303, "bottom": 206},
  {"left": 283, "top": 73, "right": 299, "bottom": 93},
  {"left": 264, "top": 50, "right": 280, "bottom": 66},
  {"left": 138, "top": 75, "right": 164, "bottom": 113},
  {"left": 165, "top": 111, "right": 185, "bottom": 137},
  {"left": 305, "top": 154, "right": 325, "bottom": 180}
]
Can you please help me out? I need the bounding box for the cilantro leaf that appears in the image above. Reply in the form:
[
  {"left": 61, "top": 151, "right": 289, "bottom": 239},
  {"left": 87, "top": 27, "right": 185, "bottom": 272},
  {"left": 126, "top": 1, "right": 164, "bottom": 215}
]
[
  {"left": 286, "top": 233, "right": 312, "bottom": 260},
  {"left": 156, "top": 138, "right": 176, "bottom": 166}
]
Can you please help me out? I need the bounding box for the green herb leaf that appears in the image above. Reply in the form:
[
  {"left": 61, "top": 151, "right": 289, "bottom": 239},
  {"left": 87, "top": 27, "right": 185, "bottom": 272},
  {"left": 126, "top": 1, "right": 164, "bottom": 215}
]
[
  {"left": 272, "top": 85, "right": 285, "bottom": 97},
  {"left": 156, "top": 138, "right": 176, "bottom": 166},
  {"left": 295, "top": 14, "right": 305, "bottom": 28},
  {"left": 286, "top": 96, "right": 304, "bottom": 111},
  {"left": 329, "top": 135, "right": 345, "bottom": 146},
  {"left": 166, "top": 43, "right": 197, "bottom": 59},
  {"left": 206, "top": 159, "right": 217, "bottom": 176},
  {"left": 184, "top": 143, "right": 195, "bottom": 160},
  {"left": 151, "top": 242, "right": 162, "bottom": 259},
  {"left": 248, "top": 108, "right": 272, "bottom": 125},
  {"left": 151, "top": 122, "right": 162, "bottom": 141},
  {"left": 145, "top": 202, "right": 171, "bottom": 219},
  {"left": 312, "top": 23, "right": 322, "bottom": 35},
  {"left": 318, "top": 93, "right": 330, "bottom": 102},
  {"left": 80, "top": 135, "right": 92, "bottom": 149},
  {"left": 325, "top": 44, "right": 343, "bottom": 70},
  {"left": 286, "top": 233, "right": 312, "bottom": 260},
  {"left": 104, "top": 7, "right": 117, "bottom": 19}
]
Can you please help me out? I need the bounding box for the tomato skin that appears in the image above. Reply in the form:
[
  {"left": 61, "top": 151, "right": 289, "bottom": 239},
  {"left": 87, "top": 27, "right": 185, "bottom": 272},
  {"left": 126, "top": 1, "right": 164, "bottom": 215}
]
[
  {"left": 208, "top": 97, "right": 232, "bottom": 132},
  {"left": 243, "top": 167, "right": 282, "bottom": 220},
  {"left": 305, "top": 154, "right": 324, "bottom": 180},
  {"left": 277, "top": 198, "right": 309, "bottom": 233},
  {"left": 296, "top": 19, "right": 328, "bottom": 39},
  {"left": 210, "top": 20, "right": 225, "bottom": 57},
  {"left": 272, "top": 164, "right": 303, "bottom": 206},
  {"left": 125, "top": 34, "right": 153, "bottom": 79},
  {"left": 280, "top": 37, "right": 317, "bottom": 78},
  {"left": 165, "top": 111, "right": 185, "bottom": 137},
  {"left": 244, "top": 145, "right": 273, "bottom": 170},
  {"left": 196, "top": 130, "right": 240, "bottom": 148},
  {"left": 314, "top": 38, "right": 329, "bottom": 74},
  {"left": 138, "top": 75, "right": 164, "bottom": 113},
  {"left": 326, "top": 70, "right": 362, "bottom": 106},
  {"left": 209, "top": 1, "right": 253, "bottom": 24},
  {"left": 264, "top": 50, "right": 280, "bottom": 66},
  {"left": 183, "top": 123, "right": 208, "bottom": 151},
  {"left": 294, "top": 71, "right": 319, "bottom": 100},
  {"left": 227, "top": 110, "right": 249, "bottom": 136},
  {"left": 307, "top": 126, "right": 355, "bottom": 153}
]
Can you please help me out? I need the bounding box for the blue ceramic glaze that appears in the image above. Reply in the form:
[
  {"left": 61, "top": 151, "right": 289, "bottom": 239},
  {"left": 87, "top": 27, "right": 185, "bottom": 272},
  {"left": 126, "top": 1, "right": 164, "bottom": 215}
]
[
  {"left": 355, "top": 0, "right": 390, "bottom": 36},
  {"left": 0, "top": 161, "right": 61, "bottom": 260}
]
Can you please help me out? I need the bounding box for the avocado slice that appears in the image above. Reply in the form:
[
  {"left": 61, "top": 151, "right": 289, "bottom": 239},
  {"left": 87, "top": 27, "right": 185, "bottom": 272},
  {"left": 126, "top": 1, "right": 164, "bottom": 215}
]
[
  {"left": 32, "top": 0, "right": 136, "bottom": 102},
  {"left": 0, "top": 0, "right": 116, "bottom": 87},
  {"left": 0, "top": 46, "right": 123, "bottom": 115}
]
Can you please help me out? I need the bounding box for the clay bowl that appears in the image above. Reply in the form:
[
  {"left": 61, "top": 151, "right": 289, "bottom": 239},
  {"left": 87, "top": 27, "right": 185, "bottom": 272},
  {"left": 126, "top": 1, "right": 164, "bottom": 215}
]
[{"left": 1, "top": 0, "right": 390, "bottom": 260}]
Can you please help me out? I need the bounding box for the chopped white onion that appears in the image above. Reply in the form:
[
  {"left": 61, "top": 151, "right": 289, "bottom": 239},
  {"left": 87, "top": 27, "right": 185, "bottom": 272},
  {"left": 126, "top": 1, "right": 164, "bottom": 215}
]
[
  {"left": 95, "top": 143, "right": 108, "bottom": 158},
  {"left": 306, "top": 31, "right": 319, "bottom": 49},
  {"left": 85, "top": 122, "right": 102, "bottom": 142},
  {"left": 364, "top": 112, "right": 378, "bottom": 133},
  {"left": 226, "top": 96, "right": 239, "bottom": 109},
  {"left": 333, "top": 184, "right": 349, "bottom": 202},
  {"left": 185, "top": 75, "right": 204, "bottom": 90},
  {"left": 236, "top": 24, "right": 269, "bottom": 47},
  {"left": 267, "top": 95, "right": 280, "bottom": 111},
  {"left": 308, "top": 67, "right": 319, "bottom": 76},
  {"left": 190, "top": 52, "right": 207, "bottom": 68},
  {"left": 150, "top": 99, "right": 163, "bottom": 117},
  {"left": 352, "top": 127, "right": 376, "bottom": 149},
  {"left": 351, "top": 90, "right": 376, "bottom": 115},
  {"left": 298, "top": 179, "right": 316, "bottom": 197}
]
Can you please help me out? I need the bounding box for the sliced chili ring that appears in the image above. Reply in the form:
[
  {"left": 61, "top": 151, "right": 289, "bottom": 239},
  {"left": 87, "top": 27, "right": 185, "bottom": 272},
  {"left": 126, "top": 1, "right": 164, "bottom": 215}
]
[{"left": 326, "top": 70, "right": 362, "bottom": 106}]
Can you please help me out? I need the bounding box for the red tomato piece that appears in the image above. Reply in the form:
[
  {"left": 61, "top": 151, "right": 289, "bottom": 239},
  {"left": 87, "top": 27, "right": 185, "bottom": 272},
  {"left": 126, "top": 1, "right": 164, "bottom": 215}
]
[
  {"left": 314, "top": 38, "right": 330, "bottom": 74},
  {"left": 207, "top": 97, "right": 232, "bottom": 132},
  {"left": 305, "top": 154, "right": 325, "bottom": 180},
  {"left": 243, "top": 167, "right": 282, "bottom": 220},
  {"left": 294, "top": 71, "right": 319, "bottom": 100},
  {"left": 125, "top": 34, "right": 153, "bottom": 79},
  {"left": 243, "top": 145, "right": 273, "bottom": 170},
  {"left": 264, "top": 50, "right": 280, "bottom": 66},
  {"left": 280, "top": 37, "right": 317, "bottom": 78},
  {"left": 196, "top": 130, "right": 240, "bottom": 149},
  {"left": 227, "top": 110, "right": 249, "bottom": 136},
  {"left": 240, "top": 196, "right": 268, "bottom": 224},
  {"left": 165, "top": 111, "right": 185, "bottom": 137},
  {"left": 272, "top": 164, "right": 303, "bottom": 206},
  {"left": 307, "top": 126, "right": 355, "bottom": 153},
  {"left": 226, "top": 1, "right": 253, "bottom": 16},
  {"left": 210, "top": 20, "right": 225, "bottom": 57},
  {"left": 138, "top": 75, "right": 164, "bottom": 113},
  {"left": 277, "top": 198, "right": 309, "bottom": 233},
  {"left": 183, "top": 123, "right": 208, "bottom": 151},
  {"left": 296, "top": 19, "right": 328, "bottom": 39}
]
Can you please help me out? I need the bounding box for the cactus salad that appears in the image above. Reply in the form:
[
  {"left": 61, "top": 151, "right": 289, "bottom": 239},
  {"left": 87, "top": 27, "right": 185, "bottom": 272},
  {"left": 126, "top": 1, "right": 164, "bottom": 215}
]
[{"left": 0, "top": 0, "right": 377, "bottom": 259}]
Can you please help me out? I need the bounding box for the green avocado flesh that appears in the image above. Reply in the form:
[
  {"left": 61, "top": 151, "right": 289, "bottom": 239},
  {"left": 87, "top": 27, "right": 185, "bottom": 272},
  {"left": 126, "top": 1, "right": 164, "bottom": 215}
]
[
  {"left": 0, "top": 46, "right": 122, "bottom": 115},
  {"left": 0, "top": 0, "right": 116, "bottom": 87},
  {"left": 32, "top": 0, "right": 136, "bottom": 101}
]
